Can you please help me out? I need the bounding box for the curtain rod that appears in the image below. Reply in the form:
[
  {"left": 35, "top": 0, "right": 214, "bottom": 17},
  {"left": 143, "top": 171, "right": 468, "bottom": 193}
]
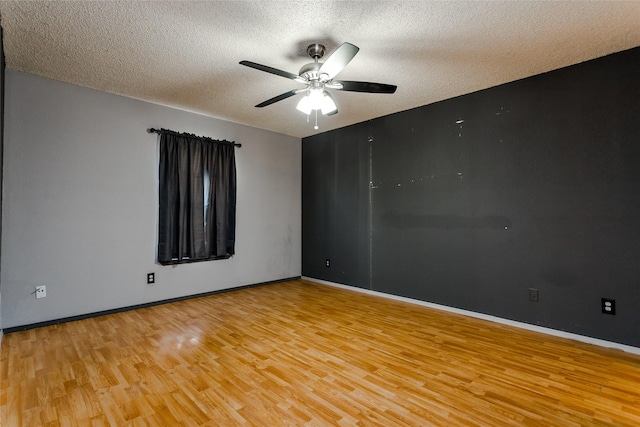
[{"left": 147, "top": 128, "right": 241, "bottom": 148}]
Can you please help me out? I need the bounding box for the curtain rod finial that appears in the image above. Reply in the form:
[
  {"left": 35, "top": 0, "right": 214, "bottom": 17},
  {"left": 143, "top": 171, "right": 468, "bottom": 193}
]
[{"left": 147, "top": 128, "right": 156, "bottom": 133}]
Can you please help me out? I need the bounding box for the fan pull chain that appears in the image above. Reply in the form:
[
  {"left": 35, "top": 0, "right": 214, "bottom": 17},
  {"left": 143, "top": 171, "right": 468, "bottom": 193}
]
[{"left": 314, "top": 110, "right": 319, "bottom": 130}]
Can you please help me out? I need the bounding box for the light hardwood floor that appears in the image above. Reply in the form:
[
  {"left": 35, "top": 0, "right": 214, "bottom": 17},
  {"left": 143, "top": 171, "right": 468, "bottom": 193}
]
[{"left": 1, "top": 279, "right": 639, "bottom": 426}]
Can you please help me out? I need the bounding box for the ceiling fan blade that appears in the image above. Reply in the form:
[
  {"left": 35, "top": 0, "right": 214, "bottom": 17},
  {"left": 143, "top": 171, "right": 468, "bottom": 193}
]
[
  {"left": 318, "top": 42, "right": 359, "bottom": 79},
  {"left": 240, "top": 60, "right": 305, "bottom": 83},
  {"left": 255, "top": 89, "right": 303, "bottom": 108},
  {"left": 333, "top": 80, "right": 397, "bottom": 94}
]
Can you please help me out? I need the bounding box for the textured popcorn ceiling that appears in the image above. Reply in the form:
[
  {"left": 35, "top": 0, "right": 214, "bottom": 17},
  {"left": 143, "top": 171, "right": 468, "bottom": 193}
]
[{"left": 1, "top": 1, "right": 639, "bottom": 138}]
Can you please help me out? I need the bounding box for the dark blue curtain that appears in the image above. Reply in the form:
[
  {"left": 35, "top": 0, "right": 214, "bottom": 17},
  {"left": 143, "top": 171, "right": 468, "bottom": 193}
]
[{"left": 157, "top": 129, "right": 236, "bottom": 265}]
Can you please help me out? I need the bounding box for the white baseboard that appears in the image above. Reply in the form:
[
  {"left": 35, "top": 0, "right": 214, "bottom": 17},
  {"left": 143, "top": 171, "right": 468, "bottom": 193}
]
[{"left": 301, "top": 276, "right": 640, "bottom": 356}]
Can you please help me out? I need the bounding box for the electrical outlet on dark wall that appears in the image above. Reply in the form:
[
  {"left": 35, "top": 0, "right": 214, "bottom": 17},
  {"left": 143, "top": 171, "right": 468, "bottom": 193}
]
[{"left": 601, "top": 298, "right": 615, "bottom": 315}]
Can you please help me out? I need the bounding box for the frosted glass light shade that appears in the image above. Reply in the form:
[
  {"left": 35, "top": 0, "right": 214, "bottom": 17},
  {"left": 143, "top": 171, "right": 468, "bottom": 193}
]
[
  {"left": 296, "top": 95, "right": 313, "bottom": 115},
  {"left": 320, "top": 92, "right": 337, "bottom": 115}
]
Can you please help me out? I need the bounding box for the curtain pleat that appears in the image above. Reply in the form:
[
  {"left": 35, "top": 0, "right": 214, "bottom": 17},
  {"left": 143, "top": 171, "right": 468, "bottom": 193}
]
[{"left": 158, "top": 131, "right": 236, "bottom": 265}]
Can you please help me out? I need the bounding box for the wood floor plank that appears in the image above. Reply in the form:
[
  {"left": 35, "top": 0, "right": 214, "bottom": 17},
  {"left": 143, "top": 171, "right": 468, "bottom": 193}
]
[{"left": 2, "top": 279, "right": 640, "bottom": 426}]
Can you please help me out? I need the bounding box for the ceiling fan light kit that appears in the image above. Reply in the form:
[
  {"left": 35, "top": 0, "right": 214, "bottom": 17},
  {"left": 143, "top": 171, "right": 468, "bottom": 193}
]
[
  {"left": 296, "top": 88, "right": 337, "bottom": 115},
  {"left": 240, "top": 42, "right": 397, "bottom": 128}
]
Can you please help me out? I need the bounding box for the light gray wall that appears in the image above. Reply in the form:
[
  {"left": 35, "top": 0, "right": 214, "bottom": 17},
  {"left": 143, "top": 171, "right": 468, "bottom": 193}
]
[{"left": 1, "top": 70, "right": 301, "bottom": 329}]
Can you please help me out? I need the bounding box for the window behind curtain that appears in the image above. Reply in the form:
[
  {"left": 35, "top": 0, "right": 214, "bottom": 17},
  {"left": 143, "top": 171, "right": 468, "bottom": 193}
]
[{"left": 157, "top": 130, "right": 236, "bottom": 265}]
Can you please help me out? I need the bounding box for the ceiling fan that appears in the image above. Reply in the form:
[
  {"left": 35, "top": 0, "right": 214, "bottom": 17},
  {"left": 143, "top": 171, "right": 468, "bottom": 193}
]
[{"left": 240, "top": 42, "right": 397, "bottom": 124}]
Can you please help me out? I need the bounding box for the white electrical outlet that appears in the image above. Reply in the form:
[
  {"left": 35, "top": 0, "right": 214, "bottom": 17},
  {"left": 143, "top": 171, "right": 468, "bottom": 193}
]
[{"left": 35, "top": 285, "right": 47, "bottom": 299}]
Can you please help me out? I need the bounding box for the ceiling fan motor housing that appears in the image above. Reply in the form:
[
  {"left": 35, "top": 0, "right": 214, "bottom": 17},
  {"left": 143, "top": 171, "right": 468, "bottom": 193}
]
[{"left": 299, "top": 62, "right": 324, "bottom": 81}]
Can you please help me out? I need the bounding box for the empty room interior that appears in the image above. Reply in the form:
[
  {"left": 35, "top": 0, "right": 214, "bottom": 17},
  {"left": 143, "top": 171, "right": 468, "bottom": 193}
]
[{"left": 1, "top": 1, "right": 640, "bottom": 426}]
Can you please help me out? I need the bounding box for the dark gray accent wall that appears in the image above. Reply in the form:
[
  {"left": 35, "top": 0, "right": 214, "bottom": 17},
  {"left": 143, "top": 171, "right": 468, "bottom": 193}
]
[
  {"left": 302, "top": 46, "right": 640, "bottom": 347},
  {"left": 302, "top": 124, "right": 371, "bottom": 289}
]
